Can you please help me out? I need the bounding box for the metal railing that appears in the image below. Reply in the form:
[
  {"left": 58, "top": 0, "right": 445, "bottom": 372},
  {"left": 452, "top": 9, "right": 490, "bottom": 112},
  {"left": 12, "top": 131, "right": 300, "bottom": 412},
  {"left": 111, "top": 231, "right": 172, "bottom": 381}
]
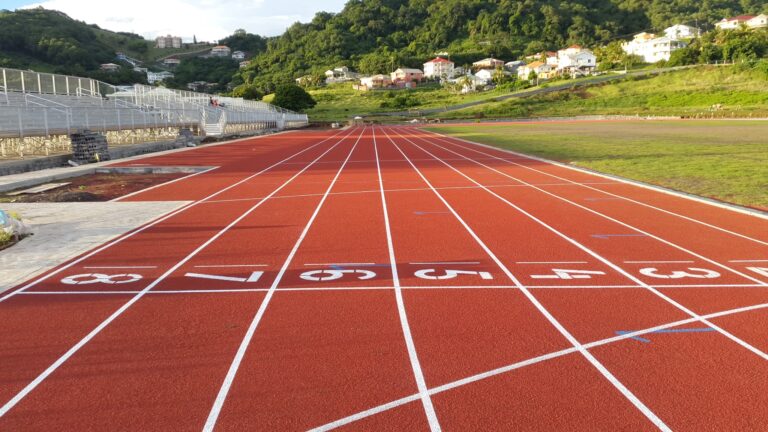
[{"left": 0, "top": 67, "right": 309, "bottom": 158}]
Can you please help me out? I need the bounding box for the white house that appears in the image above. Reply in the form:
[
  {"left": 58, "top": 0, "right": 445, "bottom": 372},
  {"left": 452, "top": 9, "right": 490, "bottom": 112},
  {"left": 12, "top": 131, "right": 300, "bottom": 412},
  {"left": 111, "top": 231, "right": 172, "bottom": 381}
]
[
  {"left": 474, "top": 69, "right": 495, "bottom": 83},
  {"left": 472, "top": 58, "right": 505, "bottom": 69},
  {"left": 325, "top": 66, "right": 359, "bottom": 84},
  {"left": 231, "top": 51, "right": 246, "bottom": 60},
  {"left": 99, "top": 63, "right": 120, "bottom": 72},
  {"left": 239, "top": 60, "right": 250, "bottom": 69},
  {"left": 664, "top": 24, "right": 700, "bottom": 39},
  {"left": 747, "top": 14, "right": 768, "bottom": 29},
  {"left": 449, "top": 74, "right": 488, "bottom": 93},
  {"left": 556, "top": 45, "right": 597, "bottom": 76},
  {"left": 359, "top": 74, "right": 391, "bottom": 89},
  {"left": 423, "top": 57, "right": 455, "bottom": 79},
  {"left": 210, "top": 45, "right": 232, "bottom": 57},
  {"left": 147, "top": 71, "right": 174, "bottom": 84},
  {"left": 162, "top": 58, "right": 181, "bottom": 67},
  {"left": 715, "top": 15, "right": 755, "bottom": 30},
  {"left": 622, "top": 34, "right": 687, "bottom": 63}
]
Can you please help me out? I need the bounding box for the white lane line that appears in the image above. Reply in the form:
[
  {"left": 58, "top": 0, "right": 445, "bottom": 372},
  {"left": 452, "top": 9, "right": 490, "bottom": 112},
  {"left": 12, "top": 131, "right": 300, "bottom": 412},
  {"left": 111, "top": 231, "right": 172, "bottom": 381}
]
[
  {"left": 310, "top": 298, "right": 768, "bottom": 431},
  {"left": 730, "top": 259, "right": 768, "bottom": 263},
  {"left": 80, "top": 265, "right": 157, "bottom": 269},
  {"left": 184, "top": 272, "right": 262, "bottom": 283},
  {"left": 383, "top": 127, "right": 672, "bottom": 432},
  {"left": 0, "top": 128, "right": 348, "bottom": 305},
  {"left": 623, "top": 261, "right": 695, "bottom": 264},
  {"left": 194, "top": 264, "right": 268, "bottom": 268},
  {"left": 200, "top": 182, "right": 618, "bottom": 205},
  {"left": 374, "top": 126, "right": 441, "bottom": 431},
  {"left": 516, "top": 261, "right": 588, "bottom": 264},
  {"left": 304, "top": 263, "right": 376, "bottom": 266},
  {"left": 0, "top": 128, "right": 356, "bottom": 419},
  {"left": 427, "top": 130, "right": 768, "bottom": 242},
  {"left": 18, "top": 283, "right": 766, "bottom": 296},
  {"left": 409, "top": 261, "right": 480, "bottom": 265},
  {"left": 111, "top": 166, "right": 220, "bottom": 202},
  {"left": 411, "top": 129, "right": 768, "bottom": 361},
  {"left": 203, "top": 127, "right": 365, "bottom": 431}
]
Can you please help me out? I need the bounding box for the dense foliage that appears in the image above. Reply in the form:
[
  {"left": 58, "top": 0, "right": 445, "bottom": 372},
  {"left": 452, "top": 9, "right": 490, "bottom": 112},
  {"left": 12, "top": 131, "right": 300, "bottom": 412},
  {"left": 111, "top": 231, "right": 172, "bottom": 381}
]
[
  {"left": 164, "top": 57, "right": 240, "bottom": 92},
  {"left": 0, "top": 8, "right": 144, "bottom": 78},
  {"left": 272, "top": 84, "right": 317, "bottom": 111},
  {"left": 239, "top": 0, "right": 768, "bottom": 93}
]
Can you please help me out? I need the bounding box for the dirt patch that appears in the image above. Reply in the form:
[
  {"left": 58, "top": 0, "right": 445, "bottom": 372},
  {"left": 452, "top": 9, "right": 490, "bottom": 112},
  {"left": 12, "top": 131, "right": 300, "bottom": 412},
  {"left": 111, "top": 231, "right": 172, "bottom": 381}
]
[{"left": 0, "top": 173, "right": 186, "bottom": 203}]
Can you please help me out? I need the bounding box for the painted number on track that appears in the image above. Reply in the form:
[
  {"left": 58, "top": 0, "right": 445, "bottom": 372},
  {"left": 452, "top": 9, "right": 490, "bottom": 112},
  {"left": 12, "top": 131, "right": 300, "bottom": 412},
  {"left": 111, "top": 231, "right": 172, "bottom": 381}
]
[
  {"left": 530, "top": 269, "right": 606, "bottom": 280},
  {"left": 747, "top": 267, "right": 768, "bottom": 278},
  {"left": 300, "top": 269, "right": 377, "bottom": 282},
  {"left": 639, "top": 267, "right": 720, "bottom": 279},
  {"left": 414, "top": 269, "right": 493, "bottom": 280},
  {"left": 62, "top": 273, "right": 143, "bottom": 285}
]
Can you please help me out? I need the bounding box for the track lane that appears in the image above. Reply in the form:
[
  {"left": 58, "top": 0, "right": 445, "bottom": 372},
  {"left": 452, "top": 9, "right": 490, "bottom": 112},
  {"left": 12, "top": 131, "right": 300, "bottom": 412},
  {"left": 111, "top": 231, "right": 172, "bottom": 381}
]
[
  {"left": 380, "top": 126, "right": 670, "bottom": 431},
  {"left": 424, "top": 129, "right": 768, "bottom": 244},
  {"left": 0, "top": 128, "right": 354, "bottom": 425},
  {"left": 398, "top": 126, "right": 768, "bottom": 430}
]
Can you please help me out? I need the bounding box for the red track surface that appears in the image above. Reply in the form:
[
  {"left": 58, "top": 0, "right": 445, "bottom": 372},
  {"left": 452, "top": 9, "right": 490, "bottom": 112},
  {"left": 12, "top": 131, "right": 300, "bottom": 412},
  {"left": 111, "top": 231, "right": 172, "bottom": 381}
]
[{"left": 1, "top": 125, "right": 767, "bottom": 431}]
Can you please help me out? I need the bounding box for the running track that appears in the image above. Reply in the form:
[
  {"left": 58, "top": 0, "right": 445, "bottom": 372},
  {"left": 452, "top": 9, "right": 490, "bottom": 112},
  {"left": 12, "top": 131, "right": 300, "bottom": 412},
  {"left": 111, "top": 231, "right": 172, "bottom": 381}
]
[{"left": 1, "top": 125, "right": 767, "bottom": 431}]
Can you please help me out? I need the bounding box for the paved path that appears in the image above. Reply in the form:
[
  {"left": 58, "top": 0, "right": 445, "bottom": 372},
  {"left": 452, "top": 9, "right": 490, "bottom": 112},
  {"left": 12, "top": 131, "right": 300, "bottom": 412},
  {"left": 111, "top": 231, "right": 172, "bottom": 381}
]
[{"left": 0, "top": 201, "right": 189, "bottom": 292}]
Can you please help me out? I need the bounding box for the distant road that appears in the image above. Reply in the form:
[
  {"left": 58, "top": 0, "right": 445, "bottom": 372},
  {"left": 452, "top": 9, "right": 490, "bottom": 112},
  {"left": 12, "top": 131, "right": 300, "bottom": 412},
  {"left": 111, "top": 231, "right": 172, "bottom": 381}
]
[{"left": 372, "top": 66, "right": 696, "bottom": 117}]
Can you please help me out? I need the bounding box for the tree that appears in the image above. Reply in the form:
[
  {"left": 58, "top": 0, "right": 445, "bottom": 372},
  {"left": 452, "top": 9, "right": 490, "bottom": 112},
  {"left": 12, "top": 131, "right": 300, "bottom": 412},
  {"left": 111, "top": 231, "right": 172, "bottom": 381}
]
[
  {"left": 272, "top": 84, "right": 316, "bottom": 112},
  {"left": 231, "top": 84, "right": 264, "bottom": 100}
]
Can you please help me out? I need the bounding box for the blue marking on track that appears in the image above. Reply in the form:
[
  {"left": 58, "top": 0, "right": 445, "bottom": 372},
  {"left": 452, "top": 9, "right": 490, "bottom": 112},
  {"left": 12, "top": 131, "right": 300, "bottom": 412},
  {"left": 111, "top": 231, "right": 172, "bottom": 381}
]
[
  {"left": 591, "top": 233, "right": 647, "bottom": 239},
  {"left": 616, "top": 327, "right": 716, "bottom": 344}
]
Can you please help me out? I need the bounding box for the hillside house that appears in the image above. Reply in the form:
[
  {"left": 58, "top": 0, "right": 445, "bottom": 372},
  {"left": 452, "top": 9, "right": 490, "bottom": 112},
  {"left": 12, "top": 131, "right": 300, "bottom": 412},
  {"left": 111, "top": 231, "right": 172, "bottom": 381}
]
[
  {"left": 162, "top": 58, "right": 181, "bottom": 67},
  {"left": 622, "top": 34, "right": 687, "bottom": 63},
  {"left": 748, "top": 15, "right": 768, "bottom": 29},
  {"left": 715, "top": 16, "right": 755, "bottom": 30},
  {"left": 155, "top": 35, "right": 182, "bottom": 49},
  {"left": 359, "top": 74, "right": 391, "bottom": 89},
  {"left": 147, "top": 71, "right": 174, "bottom": 84},
  {"left": 239, "top": 61, "right": 250, "bottom": 69},
  {"left": 423, "top": 57, "right": 455, "bottom": 79},
  {"left": 664, "top": 24, "right": 700, "bottom": 39},
  {"left": 210, "top": 45, "right": 232, "bottom": 57},
  {"left": 231, "top": 51, "right": 246, "bottom": 60},
  {"left": 517, "top": 61, "right": 552, "bottom": 80},
  {"left": 557, "top": 45, "right": 597, "bottom": 76},
  {"left": 100, "top": 63, "right": 120, "bottom": 72},
  {"left": 545, "top": 51, "right": 559, "bottom": 67},
  {"left": 472, "top": 58, "right": 505, "bottom": 70},
  {"left": 391, "top": 68, "right": 424, "bottom": 84},
  {"left": 474, "top": 69, "right": 495, "bottom": 84},
  {"left": 504, "top": 60, "right": 525, "bottom": 74},
  {"left": 325, "top": 66, "right": 359, "bottom": 84}
]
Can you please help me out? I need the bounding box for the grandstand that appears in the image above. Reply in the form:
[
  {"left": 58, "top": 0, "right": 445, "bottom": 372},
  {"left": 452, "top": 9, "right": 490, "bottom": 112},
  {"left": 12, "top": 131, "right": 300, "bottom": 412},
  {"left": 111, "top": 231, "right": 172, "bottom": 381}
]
[{"left": 0, "top": 67, "right": 308, "bottom": 159}]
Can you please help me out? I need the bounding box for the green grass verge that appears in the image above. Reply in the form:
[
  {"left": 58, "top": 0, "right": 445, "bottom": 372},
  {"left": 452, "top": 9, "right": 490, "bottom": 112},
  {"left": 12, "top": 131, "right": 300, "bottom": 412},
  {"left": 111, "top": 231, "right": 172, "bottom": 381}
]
[
  {"left": 440, "top": 64, "right": 768, "bottom": 119},
  {"left": 427, "top": 120, "right": 768, "bottom": 210}
]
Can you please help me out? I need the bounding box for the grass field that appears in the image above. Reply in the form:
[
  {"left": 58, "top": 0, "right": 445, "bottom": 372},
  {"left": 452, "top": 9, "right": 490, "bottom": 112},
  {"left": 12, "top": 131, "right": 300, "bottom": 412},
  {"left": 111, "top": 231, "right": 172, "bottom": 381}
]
[
  {"left": 439, "top": 63, "right": 768, "bottom": 120},
  {"left": 427, "top": 120, "right": 768, "bottom": 210}
]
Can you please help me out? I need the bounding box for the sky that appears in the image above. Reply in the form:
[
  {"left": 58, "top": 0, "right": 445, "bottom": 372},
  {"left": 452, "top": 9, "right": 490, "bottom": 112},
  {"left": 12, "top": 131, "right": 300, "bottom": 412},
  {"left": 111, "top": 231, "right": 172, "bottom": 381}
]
[{"left": 8, "top": 0, "right": 348, "bottom": 41}]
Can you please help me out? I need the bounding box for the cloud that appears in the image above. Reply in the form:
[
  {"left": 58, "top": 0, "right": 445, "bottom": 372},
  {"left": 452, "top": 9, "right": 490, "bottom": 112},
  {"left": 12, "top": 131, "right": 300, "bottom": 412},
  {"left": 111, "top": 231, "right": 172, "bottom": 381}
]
[{"left": 20, "top": 0, "right": 345, "bottom": 41}]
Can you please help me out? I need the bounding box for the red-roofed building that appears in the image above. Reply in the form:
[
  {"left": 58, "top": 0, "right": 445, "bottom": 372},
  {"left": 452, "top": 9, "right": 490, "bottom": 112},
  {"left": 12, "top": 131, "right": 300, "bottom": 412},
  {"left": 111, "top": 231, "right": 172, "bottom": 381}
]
[
  {"left": 715, "top": 15, "right": 756, "bottom": 30},
  {"left": 423, "top": 57, "right": 455, "bottom": 78}
]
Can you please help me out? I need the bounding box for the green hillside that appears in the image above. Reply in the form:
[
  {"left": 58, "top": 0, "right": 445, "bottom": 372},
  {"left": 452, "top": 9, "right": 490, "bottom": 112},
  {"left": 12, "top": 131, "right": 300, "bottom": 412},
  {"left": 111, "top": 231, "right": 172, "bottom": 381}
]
[
  {"left": 239, "top": 0, "right": 768, "bottom": 93},
  {"left": 0, "top": 8, "right": 214, "bottom": 84},
  {"left": 437, "top": 62, "right": 768, "bottom": 119}
]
